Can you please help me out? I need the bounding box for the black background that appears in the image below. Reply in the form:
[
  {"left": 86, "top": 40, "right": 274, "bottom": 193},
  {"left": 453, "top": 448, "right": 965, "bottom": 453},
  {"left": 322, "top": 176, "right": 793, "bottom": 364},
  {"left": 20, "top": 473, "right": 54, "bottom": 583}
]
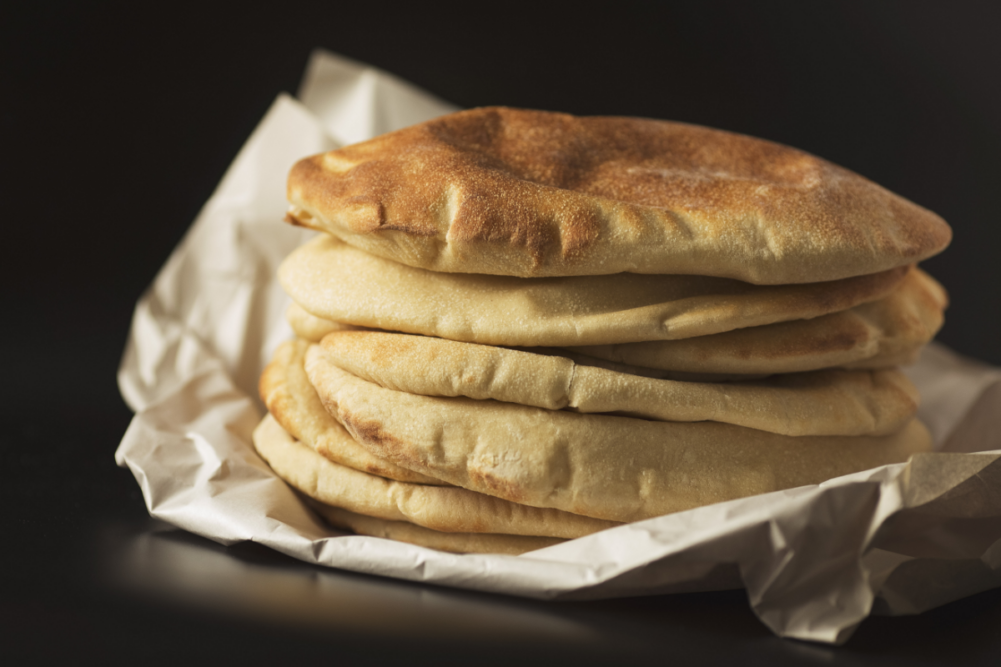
[{"left": 4, "top": 1, "right": 1001, "bottom": 664}]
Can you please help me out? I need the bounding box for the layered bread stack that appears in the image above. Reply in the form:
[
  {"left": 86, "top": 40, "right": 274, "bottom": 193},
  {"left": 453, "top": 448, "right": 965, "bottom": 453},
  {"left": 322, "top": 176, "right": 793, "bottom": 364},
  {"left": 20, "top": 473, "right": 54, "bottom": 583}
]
[{"left": 254, "top": 108, "right": 951, "bottom": 554}]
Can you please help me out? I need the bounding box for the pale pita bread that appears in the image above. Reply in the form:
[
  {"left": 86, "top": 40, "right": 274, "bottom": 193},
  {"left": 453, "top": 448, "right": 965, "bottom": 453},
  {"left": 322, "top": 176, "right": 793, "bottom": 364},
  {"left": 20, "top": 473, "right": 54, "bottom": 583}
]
[
  {"left": 304, "top": 356, "right": 934, "bottom": 522},
  {"left": 252, "top": 414, "right": 619, "bottom": 538},
  {"left": 571, "top": 266, "right": 947, "bottom": 375},
  {"left": 260, "top": 339, "right": 446, "bottom": 484},
  {"left": 289, "top": 305, "right": 767, "bottom": 382},
  {"left": 313, "top": 331, "right": 919, "bottom": 437},
  {"left": 285, "top": 303, "right": 363, "bottom": 342},
  {"left": 286, "top": 107, "right": 950, "bottom": 283},
  {"left": 287, "top": 302, "right": 352, "bottom": 342},
  {"left": 542, "top": 349, "right": 771, "bottom": 382},
  {"left": 279, "top": 234, "right": 907, "bottom": 347},
  {"left": 309, "top": 502, "right": 564, "bottom": 555},
  {"left": 287, "top": 265, "right": 945, "bottom": 377}
]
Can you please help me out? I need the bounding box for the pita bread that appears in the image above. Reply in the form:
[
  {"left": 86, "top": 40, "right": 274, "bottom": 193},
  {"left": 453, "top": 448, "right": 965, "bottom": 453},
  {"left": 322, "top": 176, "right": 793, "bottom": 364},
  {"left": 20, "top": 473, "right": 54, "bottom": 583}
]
[
  {"left": 285, "top": 306, "right": 763, "bottom": 382},
  {"left": 304, "top": 354, "right": 934, "bottom": 522},
  {"left": 260, "top": 339, "right": 446, "bottom": 484},
  {"left": 279, "top": 234, "right": 907, "bottom": 347},
  {"left": 285, "top": 303, "right": 363, "bottom": 342},
  {"left": 313, "top": 331, "right": 919, "bottom": 437},
  {"left": 287, "top": 302, "right": 350, "bottom": 342},
  {"left": 286, "top": 264, "right": 945, "bottom": 376},
  {"left": 309, "top": 502, "right": 564, "bottom": 555},
  {"left": 572, "top": 265, "right": 947, "bottom": 375},
  {"left": 539, "top": 349, "right": 770, "bottom": 383},
  {"left": 252, "top": 414, "right": 619, "bottom": 538},
  {"left": 286, "top": 107, "right": 950, "bottom": 284}
]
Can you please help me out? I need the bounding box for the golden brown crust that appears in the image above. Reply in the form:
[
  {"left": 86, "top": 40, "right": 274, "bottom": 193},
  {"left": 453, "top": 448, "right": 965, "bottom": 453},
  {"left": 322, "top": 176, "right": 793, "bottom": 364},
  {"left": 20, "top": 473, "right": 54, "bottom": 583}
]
[{"left": 287, "top": 107, "right": 951, "bottom": 284}]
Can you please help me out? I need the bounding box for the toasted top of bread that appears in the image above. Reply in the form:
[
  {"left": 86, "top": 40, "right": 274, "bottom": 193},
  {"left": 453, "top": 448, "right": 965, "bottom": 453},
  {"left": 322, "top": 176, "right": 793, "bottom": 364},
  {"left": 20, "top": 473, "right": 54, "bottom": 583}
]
[{"left": 286, "top": 107, "right": 951, "bottom": 284}]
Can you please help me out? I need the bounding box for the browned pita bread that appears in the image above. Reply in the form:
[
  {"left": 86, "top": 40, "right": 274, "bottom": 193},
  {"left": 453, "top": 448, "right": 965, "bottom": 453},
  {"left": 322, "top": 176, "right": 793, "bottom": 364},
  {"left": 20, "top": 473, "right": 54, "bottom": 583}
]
[{"left": 286, "top": 107, "right": 950, "bottom": 284}]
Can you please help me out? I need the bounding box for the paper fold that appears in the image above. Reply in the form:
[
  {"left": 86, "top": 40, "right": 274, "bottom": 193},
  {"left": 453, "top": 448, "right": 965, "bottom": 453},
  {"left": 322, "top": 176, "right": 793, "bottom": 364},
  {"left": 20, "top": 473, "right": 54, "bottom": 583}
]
[{"left": 116, "top": 49, "right": 1001, "bottom": 644}]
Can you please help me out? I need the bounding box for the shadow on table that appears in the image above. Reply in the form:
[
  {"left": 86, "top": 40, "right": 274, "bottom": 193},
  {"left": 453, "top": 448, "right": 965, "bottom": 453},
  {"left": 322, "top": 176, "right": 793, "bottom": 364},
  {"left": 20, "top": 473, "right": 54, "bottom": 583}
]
[{"left": 88, "top": 518, "right": 1001, "bottom": 666}]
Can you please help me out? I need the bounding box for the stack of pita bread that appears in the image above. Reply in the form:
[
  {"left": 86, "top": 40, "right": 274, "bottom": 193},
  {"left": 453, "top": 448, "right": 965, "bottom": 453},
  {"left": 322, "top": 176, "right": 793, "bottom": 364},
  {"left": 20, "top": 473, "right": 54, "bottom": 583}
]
[{"left": 254, "top": 108, "right": 952, "bottom": 555}]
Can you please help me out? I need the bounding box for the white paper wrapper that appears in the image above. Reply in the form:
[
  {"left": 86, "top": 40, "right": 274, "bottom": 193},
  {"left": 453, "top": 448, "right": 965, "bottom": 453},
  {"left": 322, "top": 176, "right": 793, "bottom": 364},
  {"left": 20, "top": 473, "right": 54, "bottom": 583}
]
[{"left": 116, "top": 50, "right": 1001, "bottom": 645}]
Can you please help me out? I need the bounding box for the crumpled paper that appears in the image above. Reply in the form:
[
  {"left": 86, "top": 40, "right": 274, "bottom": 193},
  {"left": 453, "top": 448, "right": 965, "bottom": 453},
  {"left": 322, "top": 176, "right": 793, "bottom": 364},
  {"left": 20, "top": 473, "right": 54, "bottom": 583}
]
[{"left": 116, "top": 49, "right": 1001, "bottom": 645}]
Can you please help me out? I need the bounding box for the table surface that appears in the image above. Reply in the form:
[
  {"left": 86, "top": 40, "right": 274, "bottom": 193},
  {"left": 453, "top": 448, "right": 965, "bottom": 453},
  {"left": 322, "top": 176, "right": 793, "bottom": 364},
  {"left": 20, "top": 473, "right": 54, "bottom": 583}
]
[
  {"left": 5, "top": 3, "right": 1001, "bottom": 664},
  {"left": 7, "top": 433, "right": 1001, "bottom": 665}
]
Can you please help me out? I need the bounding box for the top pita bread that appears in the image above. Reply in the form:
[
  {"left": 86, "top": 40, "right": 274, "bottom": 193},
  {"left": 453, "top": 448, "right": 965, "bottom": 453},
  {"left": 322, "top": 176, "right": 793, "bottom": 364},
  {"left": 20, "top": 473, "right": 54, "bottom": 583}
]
[{"left": 286, "top": 107, "right": 951, "bottom": 284}]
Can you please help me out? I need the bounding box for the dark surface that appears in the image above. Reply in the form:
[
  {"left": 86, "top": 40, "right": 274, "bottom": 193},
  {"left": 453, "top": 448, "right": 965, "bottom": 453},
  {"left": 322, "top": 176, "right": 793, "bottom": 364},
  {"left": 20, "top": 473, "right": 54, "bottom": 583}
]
[{"left": 4, "top": 2, "right": 1001, "bottom": 664}]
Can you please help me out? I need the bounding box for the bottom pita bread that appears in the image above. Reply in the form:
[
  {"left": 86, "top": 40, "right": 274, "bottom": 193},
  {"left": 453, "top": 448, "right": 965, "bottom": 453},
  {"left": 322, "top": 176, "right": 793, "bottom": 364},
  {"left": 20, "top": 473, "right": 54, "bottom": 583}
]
[{"left": 309, "top": 502, "right": 564, "bottom": 555}]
